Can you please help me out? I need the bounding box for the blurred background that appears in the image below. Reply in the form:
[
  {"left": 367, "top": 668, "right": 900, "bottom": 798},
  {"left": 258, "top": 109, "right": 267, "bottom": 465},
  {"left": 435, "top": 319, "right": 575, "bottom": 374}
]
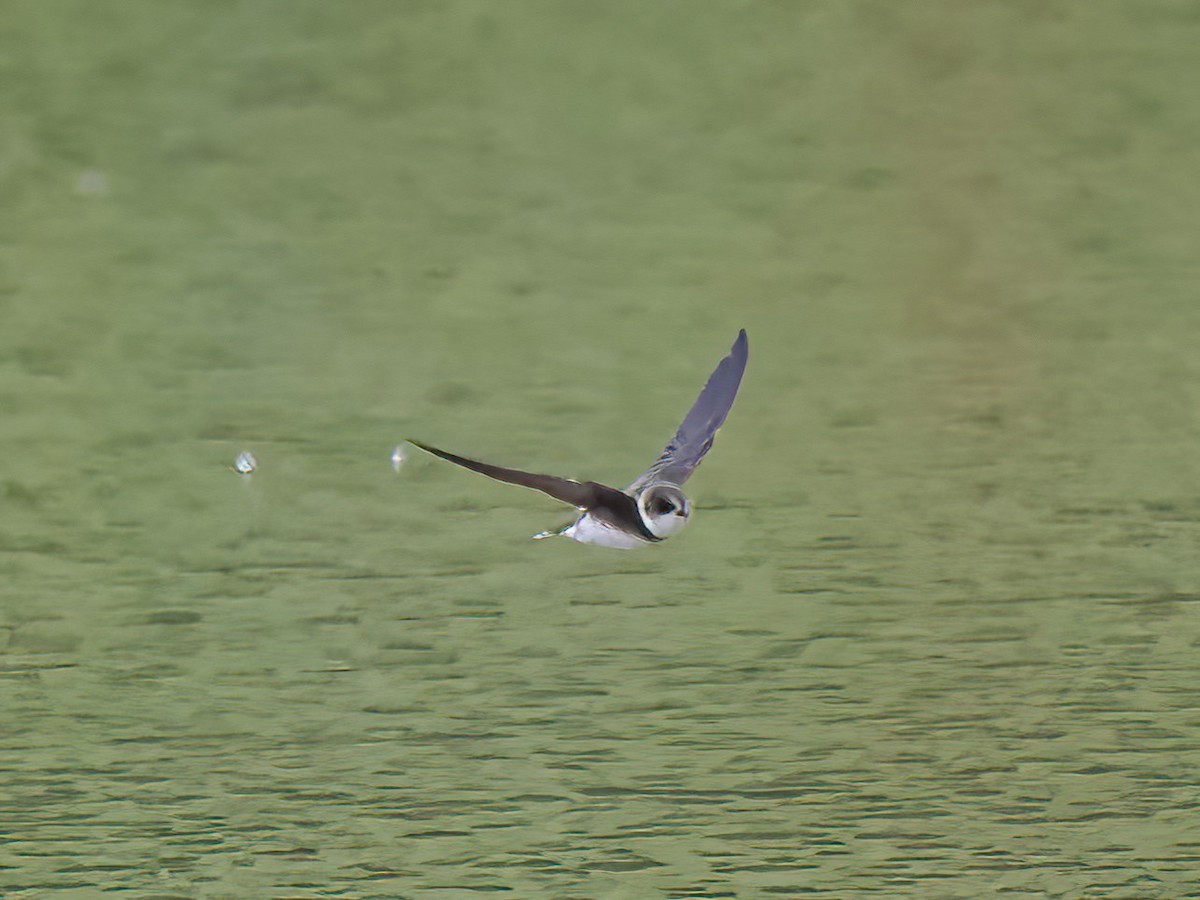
[{"left": 4, "top": 2, "right": 1200, "bottom": 895}]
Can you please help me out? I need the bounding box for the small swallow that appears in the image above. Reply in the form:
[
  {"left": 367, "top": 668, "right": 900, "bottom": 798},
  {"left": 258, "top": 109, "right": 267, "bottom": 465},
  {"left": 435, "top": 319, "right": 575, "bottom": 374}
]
[{"left": 410, "top": 329, "right": 748, "bottom": 548}]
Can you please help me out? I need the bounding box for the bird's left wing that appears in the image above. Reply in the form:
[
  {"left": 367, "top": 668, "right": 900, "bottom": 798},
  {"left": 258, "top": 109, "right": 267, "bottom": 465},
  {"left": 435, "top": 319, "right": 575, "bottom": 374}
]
[{"left": 626, "top": 329, "right": 748, "bottom": 493}]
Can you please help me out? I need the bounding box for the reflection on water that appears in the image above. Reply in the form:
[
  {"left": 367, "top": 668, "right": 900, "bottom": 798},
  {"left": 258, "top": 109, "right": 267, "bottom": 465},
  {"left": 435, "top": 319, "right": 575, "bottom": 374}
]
[{"left": 5, "top": 2, "right": 1200, "bottom": 896}]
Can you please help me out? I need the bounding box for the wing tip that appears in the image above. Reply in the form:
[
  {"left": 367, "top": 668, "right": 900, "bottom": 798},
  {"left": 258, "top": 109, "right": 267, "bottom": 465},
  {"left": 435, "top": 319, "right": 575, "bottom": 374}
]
[{"left": 407, "top": 438, "right": 458, "bottom": 464}]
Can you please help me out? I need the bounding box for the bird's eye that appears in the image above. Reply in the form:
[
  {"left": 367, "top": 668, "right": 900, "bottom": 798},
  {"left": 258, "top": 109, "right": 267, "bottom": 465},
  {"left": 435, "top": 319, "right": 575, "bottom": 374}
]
[{"left": 654, "top": 498, "right": 675, "bottom": 515}]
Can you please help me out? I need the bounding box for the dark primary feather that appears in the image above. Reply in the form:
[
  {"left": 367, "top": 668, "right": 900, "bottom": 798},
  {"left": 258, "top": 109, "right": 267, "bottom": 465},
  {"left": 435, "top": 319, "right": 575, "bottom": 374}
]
[
  {"left": 407, "top": 439, "right": 621, "bottom": 510},
  {"left": 627, "top": 328, "right": 748, "bottom": 492}
]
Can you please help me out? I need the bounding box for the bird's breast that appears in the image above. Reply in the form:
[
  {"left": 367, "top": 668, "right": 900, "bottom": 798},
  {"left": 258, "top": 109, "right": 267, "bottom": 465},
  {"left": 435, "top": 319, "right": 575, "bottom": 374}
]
[{"left": 564, "top": 513, "right": 652, "bottom": 549}]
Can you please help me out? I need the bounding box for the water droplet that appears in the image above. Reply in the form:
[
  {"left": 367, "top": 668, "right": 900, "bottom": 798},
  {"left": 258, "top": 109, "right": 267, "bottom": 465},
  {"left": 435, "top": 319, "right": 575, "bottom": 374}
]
[
  {"left": 390, "top": 445, "right": 407, "bottom": 473},
  {"left": 232, "top": 450, "right": 257, "bottom": 475},
  {"left": 76, "top": 170, "right": 108, "bottom": 195}
]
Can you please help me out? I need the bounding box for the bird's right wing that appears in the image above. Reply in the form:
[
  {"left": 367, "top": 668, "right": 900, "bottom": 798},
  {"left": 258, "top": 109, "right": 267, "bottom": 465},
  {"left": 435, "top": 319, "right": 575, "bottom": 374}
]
[{"left": 408, "top": 439, "right": 622, "bottom": 510}]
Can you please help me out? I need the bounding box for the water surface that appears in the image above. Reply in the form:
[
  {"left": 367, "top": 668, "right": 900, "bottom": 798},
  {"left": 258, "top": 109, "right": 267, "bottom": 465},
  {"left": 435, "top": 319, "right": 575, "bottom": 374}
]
[{"left": 4, "top": 3, "right": 1200, "bottom": 896}]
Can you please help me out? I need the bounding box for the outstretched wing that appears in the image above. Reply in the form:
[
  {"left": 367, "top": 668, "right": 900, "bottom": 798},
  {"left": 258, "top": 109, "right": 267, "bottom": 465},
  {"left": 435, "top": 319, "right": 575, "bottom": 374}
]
[
  {"left": 408, "top": 439, "right": 623, "bottom": 510},
  {"left": 626, "top": 329, "right": 748, "bottom": 493}
]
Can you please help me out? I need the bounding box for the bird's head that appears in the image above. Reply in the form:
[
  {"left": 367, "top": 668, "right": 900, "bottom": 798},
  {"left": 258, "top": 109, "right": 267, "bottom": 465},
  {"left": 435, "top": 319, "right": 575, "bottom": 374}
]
[{"left": 637, "top": 483, "right": 692, "bottom": 539}]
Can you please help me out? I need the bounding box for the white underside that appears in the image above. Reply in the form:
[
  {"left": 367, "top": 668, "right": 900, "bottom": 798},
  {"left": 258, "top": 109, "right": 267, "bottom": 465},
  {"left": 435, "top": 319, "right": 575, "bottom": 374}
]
[{"left": 535, "top": 512, "right": 650, "bottom": 549}]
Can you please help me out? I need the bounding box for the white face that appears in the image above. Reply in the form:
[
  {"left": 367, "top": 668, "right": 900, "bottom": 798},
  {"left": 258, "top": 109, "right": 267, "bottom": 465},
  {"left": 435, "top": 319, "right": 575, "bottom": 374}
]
[{"left": 637, "top": 484, "right": 692, "bottom": 539}]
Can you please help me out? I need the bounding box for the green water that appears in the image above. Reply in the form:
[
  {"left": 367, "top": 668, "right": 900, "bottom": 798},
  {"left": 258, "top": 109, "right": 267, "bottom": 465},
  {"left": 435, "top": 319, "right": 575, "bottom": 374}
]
[{"left": 4, "top": 2, "right": 1200, "bottom": 896}]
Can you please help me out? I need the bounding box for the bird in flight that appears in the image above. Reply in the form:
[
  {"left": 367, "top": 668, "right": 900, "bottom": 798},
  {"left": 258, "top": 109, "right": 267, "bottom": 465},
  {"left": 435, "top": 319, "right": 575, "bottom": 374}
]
[{"left": 409, "top": 329, "right": 748, "bottom": 548}]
